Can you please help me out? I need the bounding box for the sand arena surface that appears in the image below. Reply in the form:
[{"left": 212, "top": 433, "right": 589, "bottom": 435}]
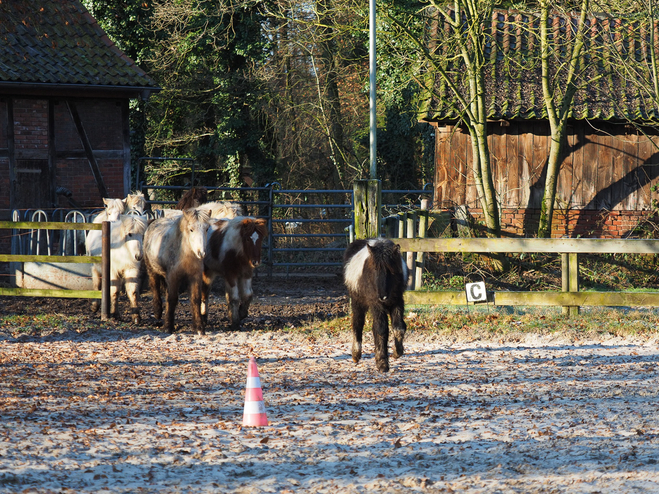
[{"left": 2, "top": 322, "right": 659, "bottom": 493}]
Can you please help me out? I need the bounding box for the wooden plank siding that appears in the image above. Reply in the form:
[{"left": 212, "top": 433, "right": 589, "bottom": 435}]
[{"left": 434, "top": 120, "right": 659, "bottom": 216}]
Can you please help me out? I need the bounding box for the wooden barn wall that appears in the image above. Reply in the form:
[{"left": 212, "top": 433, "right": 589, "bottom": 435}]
[{"left": 434, "top": 121, "right": 659, "bottom": 237}]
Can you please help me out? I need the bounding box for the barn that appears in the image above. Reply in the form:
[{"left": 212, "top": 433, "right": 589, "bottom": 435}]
[
  {"left": 421, "top": 10, "right": 659, "bottom": 238},
  {"left": 0, "top": 0, "right": 158, "bottom": 222}
]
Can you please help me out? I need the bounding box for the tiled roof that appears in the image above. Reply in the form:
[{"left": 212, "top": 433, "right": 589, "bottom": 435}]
[
  {"left": 421, "top": 10, "right": 659, "bottom": 123},
  {"left": 0, "top": 0, "right": 156, "bottom": 90}
]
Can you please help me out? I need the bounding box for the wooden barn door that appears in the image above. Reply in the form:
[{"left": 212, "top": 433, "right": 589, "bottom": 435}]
[
  {"left": 7, "top": 98, "right": 55, "bottom": 213},
  {"left": 11, "top": 159, "right": 52, "bottom": 211}
]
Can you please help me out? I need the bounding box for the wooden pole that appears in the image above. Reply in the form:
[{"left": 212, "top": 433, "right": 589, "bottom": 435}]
[
  {"left": 415, "top": 199, "right": 429, "bottom": 290},
  {"left": 101, "top": 221, "right": 110, "bottom": 320},
  {"left": 406, "top": 212, "right": 415, "bottom": 289},
  {"left": 353, "top": 179, "right": 381, "bottom": 239}
]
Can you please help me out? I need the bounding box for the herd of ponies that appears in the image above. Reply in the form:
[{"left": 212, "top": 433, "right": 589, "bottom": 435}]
[
  {"left": 84, "top": 189, "right": 267, "bottom": 336},
  {"left": 84, "top": 187, "right": 410, "bottom": 372}
]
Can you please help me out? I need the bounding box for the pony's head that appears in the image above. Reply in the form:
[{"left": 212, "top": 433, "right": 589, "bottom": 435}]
[
  {"left": 239, "top": 217, "right": 268, "bottom": 267},
  {"left": 119, "top": 214, "right": 148, "bottom": 262},
  {"left": 103, "top": 198, "right": 126, "bottom": 221},
  {"left": 125, "top": 191, "right": 146, "bottom": 214},
  {"left": 182, "top": 208, "right": 211, "bottom": 259},
  {"left": 366, "top": 239, "right": 407, "bottom": 302}
]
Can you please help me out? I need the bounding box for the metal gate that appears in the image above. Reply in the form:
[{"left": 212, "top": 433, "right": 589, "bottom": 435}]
[{"left": 141, "top": 183, "right": 433, "bottom": 273}]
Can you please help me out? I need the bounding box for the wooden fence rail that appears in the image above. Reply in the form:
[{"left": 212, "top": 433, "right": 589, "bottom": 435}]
[
  {"left": 0, "top": 221, "right": 110, "bottom": 319},
  {"left": 395, "top": 237, "right": 659, "bottom": 314}
]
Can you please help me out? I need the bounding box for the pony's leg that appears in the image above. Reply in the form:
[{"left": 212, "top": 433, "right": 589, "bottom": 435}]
[
  {"left": 91, "top": 265, "right": 101, "bottom": 313},
  {"left": 238, "top": 276, "right": 253, "bottom": 320},
  {"left": 109, "top": 277, "right": 120, "bottom": 320},
  {"left": 124, "top": 268, "right": 141, "bottom": 325},
  {"left": 225, "top": 281, "right": 241, "bottom": 329},
  {"left": 148, "top": 271, "right": 163, "bottom": 322},
  {"left": 164, "top": 275, "right": 180, "bottom": 334},
  {"left": 372, "top": 305, "right": 390, "bottom": 373},
  {"left": 351, "top": 299, "right": 367, "bottom": 364},
  {"left": 190, "top": 276, "right": 205, "bottom": 336},
  {"left": 200, "top": 271, "right": 212, "bottom": 327},
  {"left": 390, "top": 298, "right": 407, "bottom": 359}
]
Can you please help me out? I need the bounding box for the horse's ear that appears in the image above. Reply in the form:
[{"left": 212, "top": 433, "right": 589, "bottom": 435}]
[
  {"left": 394, "top": 243, "right": 401, "bottom": 255},
  {"left": 103, "top": 197, "right": 110, "bottom": 207}
]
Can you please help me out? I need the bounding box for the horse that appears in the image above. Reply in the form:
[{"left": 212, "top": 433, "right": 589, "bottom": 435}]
[
  {"left": 176, "top": 187, "right": 208, "bottom": 210},
  {"left": 93, "top": 192, "right": 147, "bottom": 223},
  {"left": 343, "top": 238, "right": 408, "bottom": 373},
  {"left": 202, "top": 216, "right": 268, "bottom": 329},
  {"left": 143, "top": 208, "right": 211, "bottom": 335},
  {"left": 85, "top": 214, "right": 148, "bottom": 324},
  {"left": 159, "top": 200, "right": 243, "bottom": 221}
]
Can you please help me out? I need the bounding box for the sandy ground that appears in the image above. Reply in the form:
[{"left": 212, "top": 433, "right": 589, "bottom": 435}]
[{"left": 2, "top": 316, "right": 659, "bottom": 493}]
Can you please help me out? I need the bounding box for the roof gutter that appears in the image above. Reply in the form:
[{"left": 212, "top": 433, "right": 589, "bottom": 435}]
[{"left": 0, "top": 81, "right": 162, "bottom": 100}]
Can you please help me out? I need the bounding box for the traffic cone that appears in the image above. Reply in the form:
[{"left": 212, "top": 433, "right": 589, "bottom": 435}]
[{"left": 242, "top": 356, "right": 269, "bottom": 427}]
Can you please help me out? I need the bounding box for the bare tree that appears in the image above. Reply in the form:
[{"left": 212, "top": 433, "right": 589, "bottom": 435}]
[
  {"left": 536, "top": 0, "right": 593, "bottom": 238},
  {"left": 388, "top": 0, "right": 502, "bottom": 237}
]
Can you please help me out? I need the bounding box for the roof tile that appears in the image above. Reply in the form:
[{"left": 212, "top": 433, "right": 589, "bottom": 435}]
[
  {"left": 0, "top": 0, "right": 156, "bottom": 89},
  {"left": 423, "top": 9, "right": 659, "bottom": 123}
]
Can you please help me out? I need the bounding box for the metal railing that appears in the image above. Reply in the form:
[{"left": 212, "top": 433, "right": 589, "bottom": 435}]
[{"left": 138, "top": 183, "right": 433, "bottom": 273}]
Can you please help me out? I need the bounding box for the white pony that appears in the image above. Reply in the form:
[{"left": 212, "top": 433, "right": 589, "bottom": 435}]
[
  {"left": 158, "top": 200, "right": 243, "bottom": 222},
  {"left": 86, "top": 214, "right": 148, "bottom": 324},
  {"left": 93, "top": 192, "right": 147, "bottom": 223}
]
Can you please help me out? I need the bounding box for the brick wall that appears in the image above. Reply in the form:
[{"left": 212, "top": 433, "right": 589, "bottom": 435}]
[
  {"left": 52, "top": 99, "right": 127, "bottom": 208},
  {"left": 464, "top": 207, "right": 651, "bottom": 238}
]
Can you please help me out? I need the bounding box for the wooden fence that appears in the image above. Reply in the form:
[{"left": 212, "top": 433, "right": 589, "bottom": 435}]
[
  {"left": 0, "top": 221, "right": 111, "bottom": 319},
  {"left": 396, "top": 237, "right": 659, "bottom": 314}
]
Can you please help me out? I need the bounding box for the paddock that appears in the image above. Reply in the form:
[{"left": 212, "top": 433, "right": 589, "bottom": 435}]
[{"left": 1, "top": 312, "right": 658, "bottom": 493}]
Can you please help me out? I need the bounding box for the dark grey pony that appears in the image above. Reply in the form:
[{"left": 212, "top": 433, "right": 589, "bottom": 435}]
[{"left": 343, "top": 238, "right": 408, "bottom": 372}]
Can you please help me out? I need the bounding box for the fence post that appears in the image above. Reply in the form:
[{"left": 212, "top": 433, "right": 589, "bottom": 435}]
[
  {"left": 406, "top": 212, "right": 415, "bottom": 289},
  {"left": 562, "top": 252, "right": 580, "bottom": 316},
  {"left": 414, "top": 199, "right": 430, "bottom": 290},
  {"left": 101, "top": 221, "right": 110, "bottom": 320},
  {"left": 353, "top": 179, "right": 381, "bottom": 239}
]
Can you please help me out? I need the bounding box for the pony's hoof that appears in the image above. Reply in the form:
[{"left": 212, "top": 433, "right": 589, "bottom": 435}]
[
  {"left": 196, "top": 329, "right": 206, "bottom": 336},
  {"left": 132, "top": 315, "right": 141, "bottom": 325},
  {"left": 376, "top": 360, "right": 390, "bottom": 373}
]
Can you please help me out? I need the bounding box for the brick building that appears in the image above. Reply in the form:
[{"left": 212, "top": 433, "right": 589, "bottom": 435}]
[{"left": 0, "top": 0, "right": 159, "bottom": 221}]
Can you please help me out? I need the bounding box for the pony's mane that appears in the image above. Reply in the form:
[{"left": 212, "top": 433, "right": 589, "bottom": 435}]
[
  {"left": 202, "top": 201, "right": 244, "bottom": 219},
  {"left": 182, "top": 207, "right": 211, "bottom": 224},
  {"left": 367, "top": 239, "right": 403, "bottom": 273},
  {"left": 119, "top": 214, "right": 148, "bottom": 235}
]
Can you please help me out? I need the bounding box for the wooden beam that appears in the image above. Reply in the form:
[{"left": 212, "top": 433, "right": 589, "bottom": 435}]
[
  {"left": 0, "top": 288, "right": 101, "bottom": 299},
  {"left": 66, "top": 100, "right": 109, "bottom": 198},
  {"left": 405, "top": 290, "right": 659, "bottom": 307},
  {"left": 0, "top": 255, "right": 101, "bottom": 263},
  {"left": 395, "top": 237, "right": 659, "bottom": 254},
  {"left": 0, "top": 221, "right": 102, "bottom": 230}
]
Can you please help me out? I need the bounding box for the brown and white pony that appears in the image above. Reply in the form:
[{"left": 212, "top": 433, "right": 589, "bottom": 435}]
[
  {"left": 86, "top": 214, "right": 148, "bottom": 323},
  {"left": 202, "top": 216, "right": 268, "bottom": 329},
  {"left": 143, "top": 208, "right": 211, "bottom": 335}
]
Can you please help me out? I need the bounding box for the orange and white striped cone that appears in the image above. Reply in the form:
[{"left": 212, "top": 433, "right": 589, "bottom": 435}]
[{"left": 242, "top": 356, "right": 269, "bottom": 427}]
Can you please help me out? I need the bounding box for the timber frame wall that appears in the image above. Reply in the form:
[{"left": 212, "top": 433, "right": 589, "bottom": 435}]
[
  {"left": 433, "top": 120, "right": 659, "bottom": 238},
  {"left": 0, "top": 96, "right": 131, "bottom": 219}
]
